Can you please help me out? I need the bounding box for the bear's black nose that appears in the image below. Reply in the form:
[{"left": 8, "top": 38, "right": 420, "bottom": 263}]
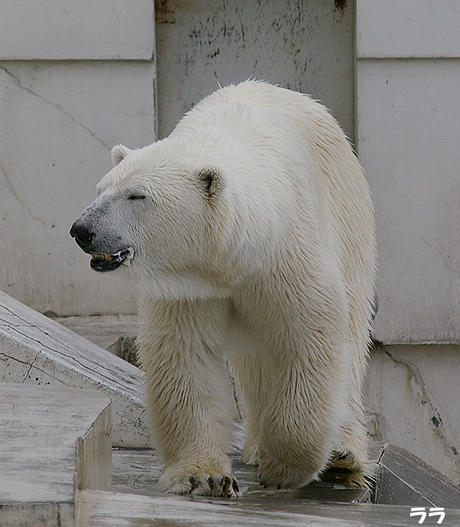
[{"left": 70, "top": 220, "right": 95, "bottom": 252}]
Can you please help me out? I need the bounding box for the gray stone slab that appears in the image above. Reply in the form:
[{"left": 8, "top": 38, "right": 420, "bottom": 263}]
[
  {"left": 0, "top": 503, "right": 74, "bottom": 527},
  {"left": 375, "top": 443, "right": 460, "bottom": 508},
  {"left": 0, "top": 291, "right": 150, "bottom": 447},
  {"left": 77, "top": 489, "right": 460, "bottom": 527},
  {"left": 0, "top": 382, "right": 112, "bottom": 527},
  {"left": 112, "top": 448, "right": 160, "bottom": 495}
]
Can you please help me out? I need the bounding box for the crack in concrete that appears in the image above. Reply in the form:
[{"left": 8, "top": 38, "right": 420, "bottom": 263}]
[
  {"left": 0, "top": 66, "right": 108, "bottom": 269},
  {"left": 421, "top": 236, "right": 460, "bottom": 282},
  {"left": 0, "top": 64, "right": 111, "bottom": 151},
  {"left": 0, "top": 350, "right": 44, "bottom": 383},
  {"left": 0, "top": 349, "right": 68, "bottom": 386},
  {"left": 0, "top": 158, "right": 75, "bottom": 268},
  {"left": 0, "top": 351, "right": 35, "bottom": 367},
  {"left": 0, "top": 160, "right": 46, "bottom": 227},
  {"left": 21, "top": 352, "right": 40, "bottom": 383},
  {"left": 5, "top": 324, "right": 134, "bottom": 387},
  {"left": 381, "top": 346, "right": 460, "bottom": 473},
  {"left": 0, "top": 304, "right": 43, "bottom": 327},
  {"left": 0, "top": 303, "right": 144, "bottom": 398}
]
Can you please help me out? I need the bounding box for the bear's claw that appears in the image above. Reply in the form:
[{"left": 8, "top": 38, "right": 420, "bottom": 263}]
[
  {"left": 188, "top": 475, "right": 199, "bottom": 490},
  {"left": 159, "top": 470, "right": 242, "bottom": 497}
]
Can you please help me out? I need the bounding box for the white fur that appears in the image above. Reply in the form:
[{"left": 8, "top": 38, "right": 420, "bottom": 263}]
[{"left": 94, "top": 81, "right": 376, "bottom": 494}]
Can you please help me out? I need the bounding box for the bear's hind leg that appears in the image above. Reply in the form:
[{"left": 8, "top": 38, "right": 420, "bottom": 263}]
[
  {"left": 325, "top": 324, "right": 373, "bottom": 487},
  {"left": 137, "top": 297, "right": 241, "bottom": 497},
  {"left": 325, "top": 386, "right": 372, "bottom": 487}
]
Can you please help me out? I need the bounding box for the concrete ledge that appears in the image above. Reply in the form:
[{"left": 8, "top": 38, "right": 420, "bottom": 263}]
[
  {"left": 0, "top": 290, "right": 150, "bottom": 447},
  {"left": 76, "top": 489, "right": 460, "bottom": 527},
  {"left": 375, "top": 443, "right": 460, "bottom": 508},
  {"left": 0, "top": 382, "right": 111, "bottom": 527}
]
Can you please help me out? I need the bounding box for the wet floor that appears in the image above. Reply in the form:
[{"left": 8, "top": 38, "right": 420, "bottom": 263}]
[{"left": 110, "top": 447, "right": 460, "bottom": 527}]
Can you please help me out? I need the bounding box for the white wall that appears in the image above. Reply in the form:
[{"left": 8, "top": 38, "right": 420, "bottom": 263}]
[
  {"left": 357, "top": 0, "right": 460, "bottom": 344},
  {"left": 5, "top": 0, "right": 459, "bottom": 340},
  {"left": 357, "top": 1, "right": 460, "bottom": 482},
  {"left": 0, "top": 1, "right": 156, "bottom": 315}
]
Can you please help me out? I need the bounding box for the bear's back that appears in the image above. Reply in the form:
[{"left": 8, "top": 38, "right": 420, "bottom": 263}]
[
  {"left": 173, "top": 81, "right": 375, "bottom": 317},
  {"left": 175, "top": 80, "right": 321, "bottom": 142}
]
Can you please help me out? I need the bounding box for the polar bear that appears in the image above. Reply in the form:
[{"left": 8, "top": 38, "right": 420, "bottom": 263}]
[{"left": 70, "top": 80, "right": 376, "bottom": 497}]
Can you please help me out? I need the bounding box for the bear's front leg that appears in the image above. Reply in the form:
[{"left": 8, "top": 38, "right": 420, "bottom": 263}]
[
  {"left": 256, "top": 333, "right": 351, "bottom": 489},
  {"left": 137, "top": 297, "right": 241, "bottom": 497}
]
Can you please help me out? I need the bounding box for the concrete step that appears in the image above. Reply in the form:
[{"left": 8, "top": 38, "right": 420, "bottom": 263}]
[
  {"left": 76, "top": 489, "right": 376, "bottom": 527},
  {"left": 0, "top": 291, "right": 150, "bottom": 447},
  {"left": 0, "top": 382, "right": 111, "bottom": 527},
  {"left": 53, "top": 315, "right": 138, "bottom": 356}
]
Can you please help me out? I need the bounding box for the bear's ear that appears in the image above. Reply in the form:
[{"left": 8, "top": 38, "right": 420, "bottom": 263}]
[
  {"left": 198, "top": 168, "right": 223, "bottom": 198},
  {"left": 111, "top": 144, "right": 132, "bottom": 166}
]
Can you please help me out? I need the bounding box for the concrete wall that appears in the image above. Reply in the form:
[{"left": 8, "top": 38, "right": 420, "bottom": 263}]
[
  {"left": 357, "top": 1, "right": 460, "bottom": 482},
  {"left": 365, "top": 344, "right": 460, "bottom": 483},
  {"left": 156, "top": 0, "right": 355, "bottom": 141},
  {"left": 0, "top": 0, "right": 156, "bottom": 316},
  {"left": 356, "top": 0, "right": 460, "bottom": 344}
]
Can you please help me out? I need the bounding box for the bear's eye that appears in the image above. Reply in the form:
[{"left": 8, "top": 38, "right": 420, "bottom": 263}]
[{"left": 127, "top": 193, "right": 146, "bottom": 201}]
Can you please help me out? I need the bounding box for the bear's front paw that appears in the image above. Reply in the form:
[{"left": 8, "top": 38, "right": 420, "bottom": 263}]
[{"left": 158, "top": 467, "right": 242, "bottom": 497}]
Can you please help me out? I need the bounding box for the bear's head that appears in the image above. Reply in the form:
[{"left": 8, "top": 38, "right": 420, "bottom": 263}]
[{"left": 70, "top": 139, "right": 231, "bottom": 299}]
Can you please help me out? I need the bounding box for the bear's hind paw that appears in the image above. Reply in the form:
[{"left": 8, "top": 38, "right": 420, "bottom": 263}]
[
  {"left": 322, "top": 450, "right": 374, "bottom": 488},
  {"left": 258, "top": 459, "right": 316, "bottom": 489},
  {"left": 158, "top": 470, "right": 242, "bottom": 497}
]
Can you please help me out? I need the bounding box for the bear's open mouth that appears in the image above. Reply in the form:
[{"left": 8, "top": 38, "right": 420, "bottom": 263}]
[{"left": 90, "top": 247, "right": 134, "bottom": 273}]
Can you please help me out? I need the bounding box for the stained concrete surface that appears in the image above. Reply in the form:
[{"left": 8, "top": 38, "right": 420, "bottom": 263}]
[
  {"left": 99, "top": 443, "right": 460, "bottom": 526},
  {"left": 0, "top": 382, "right": 111, "bottom": 527},
  {"left": 0, "top": 292, "right": 150, "bottom": 448}
]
